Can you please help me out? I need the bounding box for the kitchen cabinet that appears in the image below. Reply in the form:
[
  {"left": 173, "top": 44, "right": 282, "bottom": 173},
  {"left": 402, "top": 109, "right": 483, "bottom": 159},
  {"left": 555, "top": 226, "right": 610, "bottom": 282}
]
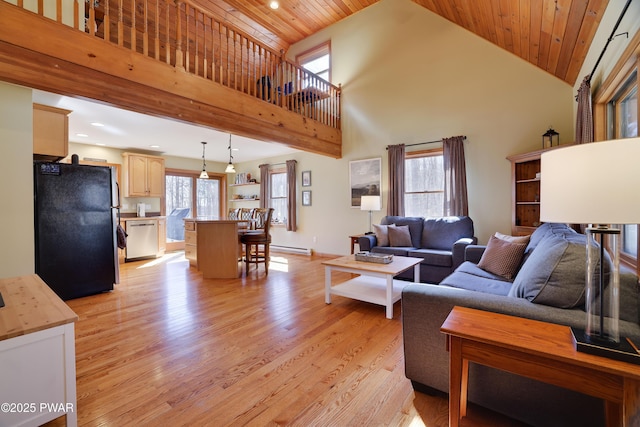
[
  {"left": 184, "top": 219, "right": 197, "bottom": 267},
  {"left": 183, "top": 218, "right": 241, "bottom": 278},
  {"left": 0, "top": 275, "right": 78, "bottom": 427},
  {"left": 157, "top": 218, "right": 166, "bottom": 255},
  {"left": 33, "top": 103, "right": 71, "bottom": 161},
  {"left": 122, "top": 152, "right": 165, "bottom": 197}
]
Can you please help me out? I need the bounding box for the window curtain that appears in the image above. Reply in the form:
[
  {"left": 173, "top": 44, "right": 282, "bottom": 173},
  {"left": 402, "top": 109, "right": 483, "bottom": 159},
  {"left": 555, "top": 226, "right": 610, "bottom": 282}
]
[
  {"left": 286, "top": 159, "right": 297, "bottom": 232},
  {"left": 387, "top": 144, "right": 405, "bottom": 216},
  {"left": 442, "top": 136, "right": 468, "bottom": 216},
  {"left": 576, "top": 75, "right": 594, "bottom": 144},
  {"left": 259, "top": 164, "right": 269, "bottom": 209}
]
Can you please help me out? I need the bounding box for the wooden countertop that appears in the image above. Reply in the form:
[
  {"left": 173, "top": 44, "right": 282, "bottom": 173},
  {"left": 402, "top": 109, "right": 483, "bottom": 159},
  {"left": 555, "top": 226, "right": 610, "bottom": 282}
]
[{"left": 0, "top": 274, "right": 78, "bottom": 341}]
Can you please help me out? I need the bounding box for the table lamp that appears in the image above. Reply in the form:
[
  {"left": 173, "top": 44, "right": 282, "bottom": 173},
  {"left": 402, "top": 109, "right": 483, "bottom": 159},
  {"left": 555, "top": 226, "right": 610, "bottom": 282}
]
[
  {"left": 540, "top": 137, "right": 640, "bottom": 362},
  {"left": 360, "top": 195, "right": 381, "bottom": 234}
]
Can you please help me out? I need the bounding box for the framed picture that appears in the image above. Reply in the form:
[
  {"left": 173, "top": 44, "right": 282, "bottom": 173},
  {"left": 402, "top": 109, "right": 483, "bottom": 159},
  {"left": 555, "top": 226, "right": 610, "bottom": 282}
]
[
  {"left": 302, "top": 190, "right": 312, "bottom": 206},
  {"left": 302, "top": 170, "right": 311, "bottom": 187},
  {"left": 349, "top": 157, "right": 381, "bottom": 208}
]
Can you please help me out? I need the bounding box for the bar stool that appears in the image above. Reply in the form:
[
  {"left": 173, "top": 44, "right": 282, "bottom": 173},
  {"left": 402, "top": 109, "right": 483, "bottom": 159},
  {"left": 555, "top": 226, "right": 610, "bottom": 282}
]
[{"left": 240, "top": 208, "right": 273, "bottom": 274}]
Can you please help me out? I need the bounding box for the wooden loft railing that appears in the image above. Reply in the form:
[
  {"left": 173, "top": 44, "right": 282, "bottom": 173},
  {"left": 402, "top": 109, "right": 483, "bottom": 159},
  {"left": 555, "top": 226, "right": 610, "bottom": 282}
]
[{"left": 69, "top": 0, "right": 339, "bottom": 129}]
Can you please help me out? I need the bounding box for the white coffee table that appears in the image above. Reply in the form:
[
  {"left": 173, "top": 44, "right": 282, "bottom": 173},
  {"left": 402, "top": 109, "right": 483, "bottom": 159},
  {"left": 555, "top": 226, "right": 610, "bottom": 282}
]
[{"left": 323, "top": 254, "right": 422, "bottom": 319}]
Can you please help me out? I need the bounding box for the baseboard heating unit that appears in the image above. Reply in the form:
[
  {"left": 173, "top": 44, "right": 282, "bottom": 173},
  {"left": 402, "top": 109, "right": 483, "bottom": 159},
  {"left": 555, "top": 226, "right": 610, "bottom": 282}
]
[{"left": 270, "top": 245, "right": 312, "bottom": 256}]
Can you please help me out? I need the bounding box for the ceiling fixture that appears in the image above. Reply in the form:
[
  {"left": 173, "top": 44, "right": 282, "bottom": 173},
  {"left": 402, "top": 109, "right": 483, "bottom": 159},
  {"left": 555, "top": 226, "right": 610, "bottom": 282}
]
[
  {"left": 269, "top": 1, "right": 279, "bottom": 10},
  {"left": 199, "top": 141, "right": 209, "bottom": 179},
  {"left": 225, "top": 134, "right": 236, "bottom": 174}
]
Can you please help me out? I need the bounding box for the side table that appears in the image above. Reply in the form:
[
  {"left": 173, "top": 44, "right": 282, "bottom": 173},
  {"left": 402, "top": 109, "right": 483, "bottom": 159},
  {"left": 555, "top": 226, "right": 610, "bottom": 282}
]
[
  {"left": 349, "top": 233, "right": 367, "bottom": 254},
  {"left": 441, "top": 306, "right": 640, "bottom": 427}
]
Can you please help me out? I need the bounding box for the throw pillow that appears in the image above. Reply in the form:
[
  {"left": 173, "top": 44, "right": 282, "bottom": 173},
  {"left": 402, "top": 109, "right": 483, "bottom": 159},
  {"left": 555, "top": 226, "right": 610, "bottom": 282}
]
[
  {"left": 388, "top": 225, "right": 413, "bottom": 247},
  {"left": 509, "top": 233, "right": 593, "bottom": 308},
  {"left": 373, "top": 223, "right": 391, "bottom": 247},
  {"left": 477, "top": 235, "right": 527, "bottom": 280},
  {"left": 495, "top": 232, "right": 530, "bottom": 244}
]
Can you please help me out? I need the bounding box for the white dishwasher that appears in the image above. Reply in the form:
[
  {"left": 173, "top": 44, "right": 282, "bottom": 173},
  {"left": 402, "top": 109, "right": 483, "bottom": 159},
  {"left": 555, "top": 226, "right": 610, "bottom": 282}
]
[{"left": 126, "top": 220, "right": 158, "bottom": 260}]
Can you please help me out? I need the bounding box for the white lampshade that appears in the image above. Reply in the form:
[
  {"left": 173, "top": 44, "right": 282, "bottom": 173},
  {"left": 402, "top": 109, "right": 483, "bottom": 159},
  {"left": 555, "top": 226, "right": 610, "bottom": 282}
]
[
  {"left": 199, "top": 170, "right": 209, "bottom": 179},
  {"left": 360, "top": 195, "right": 381, "bottom": 211},
  {"left": 225, "top": 162, "right": 236, "bottom": 174},
  {"left": 540, "top": 137, "right": 640, "bottom": 225}
]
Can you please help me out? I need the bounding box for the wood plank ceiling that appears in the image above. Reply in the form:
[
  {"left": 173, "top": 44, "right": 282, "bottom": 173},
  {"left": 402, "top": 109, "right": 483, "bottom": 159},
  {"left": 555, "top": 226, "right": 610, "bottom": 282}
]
[{"left": 197, "top": 0, "right": 610, "bottom": 85}]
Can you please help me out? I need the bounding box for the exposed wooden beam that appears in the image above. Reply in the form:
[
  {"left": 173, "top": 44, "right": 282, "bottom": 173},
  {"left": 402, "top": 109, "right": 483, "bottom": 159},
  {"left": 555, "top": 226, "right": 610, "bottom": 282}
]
[{"left": 0, "top": 2, "right": 341, "bottom": 159}]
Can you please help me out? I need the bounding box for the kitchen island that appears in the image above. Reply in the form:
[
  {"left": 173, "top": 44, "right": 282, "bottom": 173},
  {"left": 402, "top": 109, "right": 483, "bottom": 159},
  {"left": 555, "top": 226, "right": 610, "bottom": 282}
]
[
  {"left": 184, "top": 219, "right": 244, "bottom": 279},
  {"left": 0, "top": 274, "right": 78, "bottom": 426}
]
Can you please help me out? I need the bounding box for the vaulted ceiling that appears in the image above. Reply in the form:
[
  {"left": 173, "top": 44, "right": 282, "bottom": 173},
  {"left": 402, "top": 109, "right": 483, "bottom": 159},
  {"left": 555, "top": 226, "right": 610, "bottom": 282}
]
[{"left": 195, "top": 0, "right": 609, "bottom": 85}]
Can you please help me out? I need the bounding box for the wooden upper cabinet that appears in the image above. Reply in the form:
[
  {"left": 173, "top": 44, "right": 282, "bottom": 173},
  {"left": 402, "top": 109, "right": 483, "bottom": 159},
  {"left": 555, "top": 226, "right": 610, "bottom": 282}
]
[
  {"left": 33, "top": 103, "right": 72, "bottom": 161},
  {"left": 122, "top": 152, "right": 165, "bottom": 197}
]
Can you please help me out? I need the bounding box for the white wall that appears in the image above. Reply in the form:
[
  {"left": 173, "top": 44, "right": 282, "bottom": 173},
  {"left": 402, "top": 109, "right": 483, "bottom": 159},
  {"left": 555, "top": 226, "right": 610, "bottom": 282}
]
[
  {"left": 0, "top": 82, "right": 34, "bottom": 278},
  {"left": 279, "top": 0, "right": 574, "bottom": 253}
]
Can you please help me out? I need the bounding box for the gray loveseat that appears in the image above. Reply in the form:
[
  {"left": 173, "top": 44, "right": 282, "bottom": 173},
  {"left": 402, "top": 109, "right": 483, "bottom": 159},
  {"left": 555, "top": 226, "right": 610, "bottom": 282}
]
[
  {"left": 358, "top": 216, "right": 476, "bottom": 283},
  {"left": 402, "top": 222, "right": 640, "bottom": 426}
]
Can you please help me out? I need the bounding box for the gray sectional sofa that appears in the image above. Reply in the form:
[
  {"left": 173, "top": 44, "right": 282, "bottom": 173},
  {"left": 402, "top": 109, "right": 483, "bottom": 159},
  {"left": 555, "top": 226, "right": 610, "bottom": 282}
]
[
  {"left": 402, "top": 222, "right": 640, "bottom": 427},
  {"left": 358, "top": 215, "right": 476, "bottom": 283}
]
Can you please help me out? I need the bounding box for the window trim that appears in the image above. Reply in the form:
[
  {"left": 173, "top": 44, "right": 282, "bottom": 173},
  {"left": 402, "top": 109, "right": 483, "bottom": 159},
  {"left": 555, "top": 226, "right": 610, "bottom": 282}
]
[
  {"left": 296, "top": 41, "right": 331, "bottom": 83},
  {"left": 404, "top": 147, "right": 444, "bottom": 217},
  {"left": 593, "top": 33, "right": 640, "bottom": 275},
  {"left": 268, "top": 166, "right": 288, "bottom": 225}
]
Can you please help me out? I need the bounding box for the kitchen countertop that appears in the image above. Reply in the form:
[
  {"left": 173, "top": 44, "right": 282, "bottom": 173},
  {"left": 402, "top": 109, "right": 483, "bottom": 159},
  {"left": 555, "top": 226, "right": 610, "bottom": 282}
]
[
  {"left": 0, "top": 274, "right": 78, "bottom": 341},
  {"left": 121, "top": 216, "right": 166, "bottom": 221}
]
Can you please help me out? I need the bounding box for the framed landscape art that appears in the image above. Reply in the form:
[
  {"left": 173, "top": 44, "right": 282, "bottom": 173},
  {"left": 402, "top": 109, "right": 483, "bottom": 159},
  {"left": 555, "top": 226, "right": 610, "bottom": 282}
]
[{"left": 349, "top": 157, "right": 381, "bottom": 208}]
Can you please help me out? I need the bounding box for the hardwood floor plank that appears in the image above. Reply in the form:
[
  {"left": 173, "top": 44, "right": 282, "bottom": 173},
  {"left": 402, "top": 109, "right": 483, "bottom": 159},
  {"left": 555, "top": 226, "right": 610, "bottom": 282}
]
[{"left": 41, "top": 252, "right": 528, "bottom": 427}]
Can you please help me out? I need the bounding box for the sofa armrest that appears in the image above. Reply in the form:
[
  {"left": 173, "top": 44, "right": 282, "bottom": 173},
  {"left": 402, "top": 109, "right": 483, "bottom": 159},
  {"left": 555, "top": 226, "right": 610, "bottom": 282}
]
[
  {"left": 402, "top": 284, "right": 591, "bottom": 392},
  {"left": 358, "top": 234, "right": 377, "bottom": 251},
  {"left": 452, "top": 237, "right": 477, "bottom": 269},
  {"left": 464, "top": 244, "right": 486, "bottom": 264}
]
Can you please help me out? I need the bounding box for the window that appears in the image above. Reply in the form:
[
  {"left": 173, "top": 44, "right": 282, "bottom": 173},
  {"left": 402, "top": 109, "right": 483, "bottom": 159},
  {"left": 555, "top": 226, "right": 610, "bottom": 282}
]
[
  {"left": 269, "top": 168, "right": 288, "bottom": 225},
  {"left": 404, "top": 149, "right": 444, "bottom": 218},
  {"left": 605, "top": 70, "right": 638, "bottom": 263},
  {"left": 165, "top": 170, "right": 224, "bottom": 250},
  {"left": 296, "top": 42, "right": 331, "bottom": 83}
]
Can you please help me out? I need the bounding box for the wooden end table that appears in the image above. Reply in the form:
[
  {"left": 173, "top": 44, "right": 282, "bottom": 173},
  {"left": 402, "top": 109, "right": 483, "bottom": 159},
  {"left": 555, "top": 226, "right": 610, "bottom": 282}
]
[
  {"left": 348, "top": 234, "right": 367, "bottom": 254},
  {"left": 441, "top": 306, "right": 640, "bottom": 427},
  {"left": 323, "top": 254, "right": 421, "bottom": 319}
]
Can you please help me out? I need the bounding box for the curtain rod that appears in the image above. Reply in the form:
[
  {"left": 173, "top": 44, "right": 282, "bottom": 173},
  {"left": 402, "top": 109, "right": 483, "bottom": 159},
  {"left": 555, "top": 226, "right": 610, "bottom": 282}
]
[
  {"left": 587, "top": 0, "right": 632, "bottom": 83},
  {"left": 386, "top": 136, "right": 466, "bottom": 150}
]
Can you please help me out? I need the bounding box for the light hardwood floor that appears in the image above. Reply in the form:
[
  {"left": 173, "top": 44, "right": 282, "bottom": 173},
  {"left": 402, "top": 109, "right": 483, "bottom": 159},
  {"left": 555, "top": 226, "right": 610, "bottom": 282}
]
[{"left": 45, "top": 252, "right": 527, "bottom": 426}]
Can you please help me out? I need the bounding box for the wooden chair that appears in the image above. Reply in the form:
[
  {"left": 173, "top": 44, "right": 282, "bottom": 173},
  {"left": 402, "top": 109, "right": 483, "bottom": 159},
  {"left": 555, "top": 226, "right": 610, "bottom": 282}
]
[
  {"left": 240, "top": 208, "right": 274, "bottom": 274},
  {"left": 227, "top": 208, "right": 240, "bottom": 220}
]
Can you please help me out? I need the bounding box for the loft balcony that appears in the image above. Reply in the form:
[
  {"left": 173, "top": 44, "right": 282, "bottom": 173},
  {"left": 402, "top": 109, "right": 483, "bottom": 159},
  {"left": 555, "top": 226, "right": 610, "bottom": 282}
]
[{"left": 0, "top": 0, "right": 342, "bottom": 158}]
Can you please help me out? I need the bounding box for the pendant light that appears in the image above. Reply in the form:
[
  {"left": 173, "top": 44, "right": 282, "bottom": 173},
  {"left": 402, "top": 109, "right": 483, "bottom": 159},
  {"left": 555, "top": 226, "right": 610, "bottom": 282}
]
[
  {"left": 199, "top": 141, "right": 209, "bottom": 179},
  {"left": 225, "top": 134, "right": 236, "bottom": 174}
]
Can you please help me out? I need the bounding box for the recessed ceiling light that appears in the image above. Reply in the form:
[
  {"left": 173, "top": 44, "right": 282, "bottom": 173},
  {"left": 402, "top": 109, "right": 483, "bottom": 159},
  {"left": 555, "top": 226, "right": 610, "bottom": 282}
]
[
  {"left": 90, "top": 122, "right": 104, "bottom": 127},
  {"left": 149, "top": 145, "right": 160, "bottom": 148},
  {"left": 76, "top": 133, "right": 89, "bottom": 137},
  {"left": 269, "top": 1, "right": 279, "bottom": 10},
  {"left": 95, "top": 143, "right": 106, "bottom": 146}
]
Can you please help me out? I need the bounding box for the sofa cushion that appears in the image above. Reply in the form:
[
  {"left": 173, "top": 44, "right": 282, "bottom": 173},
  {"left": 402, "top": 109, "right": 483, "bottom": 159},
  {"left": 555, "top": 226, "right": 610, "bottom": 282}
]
[
  {"left": 477, "top": 235, "right": 527, "bottom": 280},
  {"left": 408, "top": 248, "right": 453, "bottom": 268},
  {"left": 440, "top": 261, "right": 513, "bottom": 295},
  {"left": 371, "top": 246, "right": 412, "bottom": 257},
  {"left": 421, "top": 216, "right": 474, "bottom": 250},
  {"left": 373, "top": 223, "right": 390, "bottom": 247},
  {"left": 509, "top": 232, "right": 590, "bottom": 308},
  {"left": 389, "top": 225, "right": 412, "bottom": 247},
  {"left": 381, "top": 216, "right": 424, "bottom": 248}
]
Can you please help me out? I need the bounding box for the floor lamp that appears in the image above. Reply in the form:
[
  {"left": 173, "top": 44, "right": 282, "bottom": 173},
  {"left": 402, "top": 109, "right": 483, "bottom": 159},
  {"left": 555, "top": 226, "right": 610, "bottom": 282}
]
[
  {"left": 540, "top": 137, "right": 640, "bottom": 363},
  {"left": 360, "top": 195, "right": 381, "bottom": 234}
]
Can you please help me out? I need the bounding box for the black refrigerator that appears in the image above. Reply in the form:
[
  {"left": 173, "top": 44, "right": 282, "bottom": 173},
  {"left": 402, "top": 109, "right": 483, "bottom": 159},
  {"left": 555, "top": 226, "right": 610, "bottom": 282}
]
[{"left": 34, "top": 161, "right": 119, "bottom": 300}]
